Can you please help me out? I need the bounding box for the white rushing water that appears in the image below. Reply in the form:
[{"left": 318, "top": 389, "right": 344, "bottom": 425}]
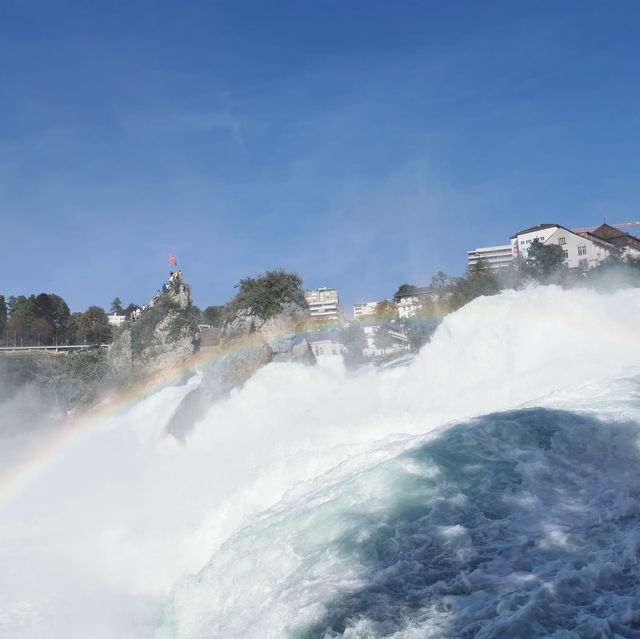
[{"left": 2, "top": 285, "right": 640, "bottom": 638}]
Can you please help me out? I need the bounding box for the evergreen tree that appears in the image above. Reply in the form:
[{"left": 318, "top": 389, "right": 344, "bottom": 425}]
[
  {"left": 124, "top": 303, "right": 139, "bottom": 319},
  {"left": 111, "top": 297, "right": 124, "bottom": 314}
]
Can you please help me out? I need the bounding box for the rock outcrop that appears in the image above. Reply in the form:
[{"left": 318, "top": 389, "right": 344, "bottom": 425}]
[{"left": 107, "top": 281, "right": 199, "bottom": 382}]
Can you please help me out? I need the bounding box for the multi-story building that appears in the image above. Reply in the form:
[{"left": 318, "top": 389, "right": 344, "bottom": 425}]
[
  {"left": 305, "top": 287, "right": 343, "bottom": 322},
  {"left": 467, "top": 245, "right": 514, "bottom": 271},
  {"left": 510, "top": 224, "right": 564, "bottom": 259},
  {"left": 589, "top": 223, "right": 640, "bottom": 259},
  {"left": 511, "top": 223, "right": 614, "bottom": 270},
  {"left": 353, "top": 301, "right": 379, "bottom": 321}
]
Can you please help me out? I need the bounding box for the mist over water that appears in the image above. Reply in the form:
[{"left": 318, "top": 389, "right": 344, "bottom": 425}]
[{"left": 2, "top": 285, "right": 640, "bottom": 638}]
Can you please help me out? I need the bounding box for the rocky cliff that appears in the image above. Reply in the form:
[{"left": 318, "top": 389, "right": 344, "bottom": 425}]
[{"left": 107, "top": 280, "right": 199, "bottom": 382}]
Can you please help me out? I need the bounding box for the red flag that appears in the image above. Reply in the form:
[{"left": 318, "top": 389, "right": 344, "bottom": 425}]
[{"left": 169, "top": 254, "right": 177, "bottom": 266}]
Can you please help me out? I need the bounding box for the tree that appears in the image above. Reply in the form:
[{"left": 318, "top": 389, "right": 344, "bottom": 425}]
[
  {"left": 430, "top": 271, "right": 451, "bottom": 290},
  {"left": 230, "top": 269, "right": 307, "bottom": 320},
  {"left": 5, "top": 314, "right": 28, "bottom": 344},
  {"left": 48, "top": 294, "right": 71, "bottom": 331},
  {"left": 76, "top": 306, "right": 111, "bottom": 345},
  {"left": 111, "top": 297, "right": 124, "bottom": 314},
  {"left": 124, "top": 302, "right": 139, "bottom": 319},
  {"left": 65, "top": 314, "right": 81, "bottom": 345},
  {"left": 8, "top": 295, "right": 37, "bottom": 328},
  {"left": 5, "top": 295, "right": 36, "bottom": 343},
  {"left": 30, "top": 317, "right": 53, "bottom": 345},
  {"left": 402, "top": 314, "right": 441, "bottom": 351},
  {"left": 372, "top": 300, "right": 399, "bottom": 351},
  {"left": 525, "top": 239, "right": 566, "bottom": 283},
  {"left": 374, "top": 299, "right": 398, "bottom": 322},
  {"left": 0, "top": 295, "right": 6, "bottom": 338},
  {"left": 462, "top": 258, "right": 501, "bottom": 299},
  {"left": 393, "top": 283, "right": 419, "bottom": 302},
  {"left": 30, "top": 293, "right": 72, "bottom": 344},
  {"left": 342, "top": 322, "right": 367, "bottom": 362},
  {"left": 203, "top": 305, "right": 225, "bottom": 327},
  {"left": 373, "top": 326, "right": 397, "bottom": 350}
]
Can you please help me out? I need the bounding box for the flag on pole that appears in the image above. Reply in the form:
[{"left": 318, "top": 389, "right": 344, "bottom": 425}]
[{"left": 169, "top": 254, "right": 177, "bottom": 266}]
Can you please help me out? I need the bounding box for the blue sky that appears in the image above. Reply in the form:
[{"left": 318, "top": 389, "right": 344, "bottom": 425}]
[{"left": 2, "top": 0, "right": 640, "bottom": 314}]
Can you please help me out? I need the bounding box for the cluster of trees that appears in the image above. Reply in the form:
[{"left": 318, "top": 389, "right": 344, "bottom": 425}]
[
  {"left": 0, "top": 290, "right": 155, "bottom": 347},
  {"left": 0, "top": 293, "right": 113, "bottom": 346},
  {"left": 200, "top": 269, "right": 308, "bottom": 327},
  {"left": 380, "top": 240, "right": 640, "bottom": 352}
]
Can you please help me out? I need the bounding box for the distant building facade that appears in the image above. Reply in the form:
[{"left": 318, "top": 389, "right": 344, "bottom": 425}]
[
  {"left": 305, "top": 287, "right": 343, "bottom": 322},
  {"left": 307, "top": 328, "right": 346, "bottom": 359},
  {"left": 590, "top": 223, "right": 640, "bottom": 259},
  {"left": 353, "top": 301, "right": 379, "bottom": 321},
  {"left": 107, "top": 313, "right": 126, "bottom": 327},
  {"left": 310, "top": 339, "right": 346, "bottom": 358},
  {"left": 467, "top": 245, "right": 514, "bottom": 271},
  {"left": 362, "top": 325, "right": 410, "bottom": 357},
  {"left": 396, "top": 295, "right": 422, "bottom": 319},
  {"left": 511, "top": 224, "right": 563, "bottom": 259},
  {"left": 511, "top": 223, "right": 614, "bottom": 270}
]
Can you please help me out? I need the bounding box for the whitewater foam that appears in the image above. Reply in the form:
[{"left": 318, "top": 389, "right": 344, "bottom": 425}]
[{"left": 1, "top": 285, "right": 640, "bottom": 637}]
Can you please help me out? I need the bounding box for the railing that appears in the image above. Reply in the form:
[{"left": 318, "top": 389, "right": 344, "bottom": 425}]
[{"left": 0, "top": 344, "right": 100, "bottom": 353}]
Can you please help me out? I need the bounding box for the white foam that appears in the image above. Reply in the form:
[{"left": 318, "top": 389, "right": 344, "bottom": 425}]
[{"left": 1, "top": 285, "right": 640, "bottom": 637}]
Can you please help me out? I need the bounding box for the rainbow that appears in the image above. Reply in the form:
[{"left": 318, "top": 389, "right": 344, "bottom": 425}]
[
  {"left": 0, "top": 330, "right": 283, "bottom": 508},
  {"left": 0, "top": 314, "right": 443, "bottom": 508}
]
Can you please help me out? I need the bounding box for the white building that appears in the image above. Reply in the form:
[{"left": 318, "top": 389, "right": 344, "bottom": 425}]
[
  {"left": 549, "top": 228, "right": 612, "bottom": 270},
  {"left": 310, "top": 339, "right": 346, "bottom": 358},
  {"left": 511, "top": 224, "right": 563, "bottom": 259},
  {"left": 396, "top": 296, "right": 422, "bottom": 319},
  {"left": 107, "top": 313, "right": 126, "bottom": 327},
  {"left": 353, "top": 301, "right": 379, "bottom": 320},
  {"left": 467, "top": 244, "right": 514, "bottom": 271},
  {"left": 511, "top": 223, "right": 613, "bottom": 270},
  {"left": 305, "top": 287, "right": 343, "bottom": 322},
  {"left": 362, "top": 325, "right": 409, "bottom": 357}
]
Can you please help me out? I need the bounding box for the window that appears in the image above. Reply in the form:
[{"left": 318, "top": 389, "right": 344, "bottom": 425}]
[
  {"left": 558, "top": 237, "right": 566, "bottom": 245},
  {"left": 563, "top": 249, "right": 568, "bottom": 258},
  {"left": 577, "top": 245, "right": 587, "bottom": 256},
  {"left": 578, "top": 259, "right": 588, "bottom": 270}
]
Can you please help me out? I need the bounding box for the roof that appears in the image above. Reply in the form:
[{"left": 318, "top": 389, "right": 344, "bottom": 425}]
[
  {"left": 576, "top": 231, "right": 616, "bottom": 248},
  {"left": 591, "top": 223, "right": 637, "bottom": 241},
  {"left": 510, "top": 223, "right": 569, "bottom": 239},
  {"left": 467, "top": 244, "right": 512, "bottom": 254}
]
